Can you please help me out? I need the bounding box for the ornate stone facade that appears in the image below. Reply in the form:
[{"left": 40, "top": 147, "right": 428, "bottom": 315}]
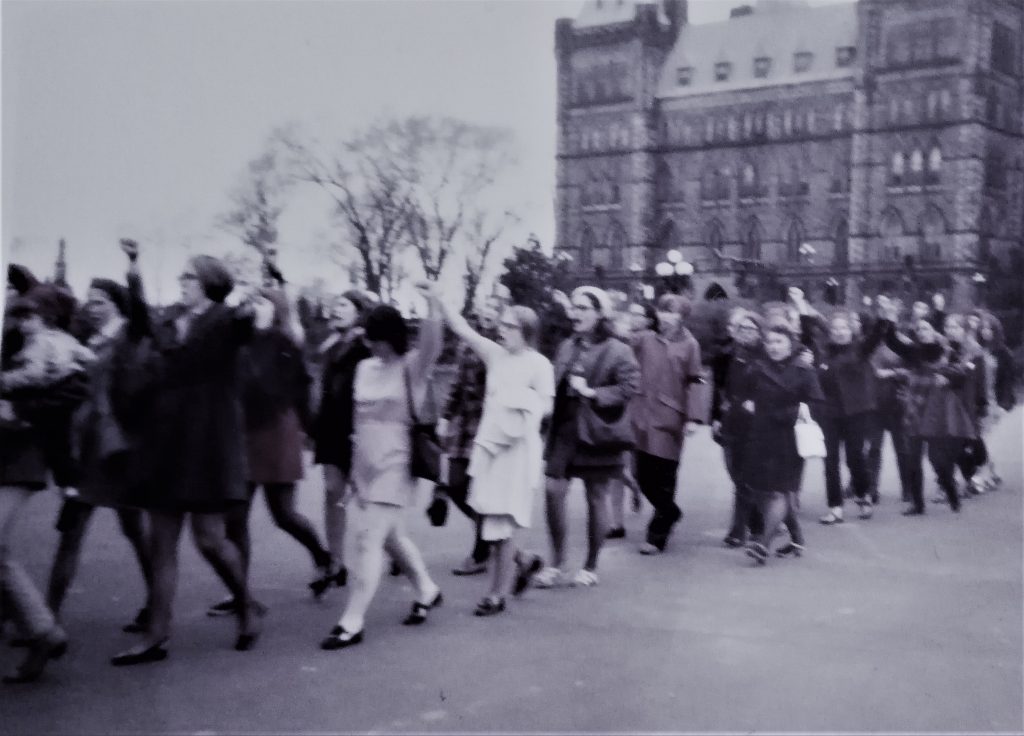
[{"left": 555, "top": 0, "right": 1024, "bottom": 307}]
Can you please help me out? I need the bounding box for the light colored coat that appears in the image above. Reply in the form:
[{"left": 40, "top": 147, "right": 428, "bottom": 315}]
[{"left": 466, "top": 343, "right": 554, "bottom": 529}]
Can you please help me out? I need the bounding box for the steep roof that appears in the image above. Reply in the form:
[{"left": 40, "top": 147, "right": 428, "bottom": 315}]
[
  {"left": 657, "top": 0, "right": 858, "bottom": 99},
  {"left": 574, "top": 0, "right": 669, "bottom": 28}
]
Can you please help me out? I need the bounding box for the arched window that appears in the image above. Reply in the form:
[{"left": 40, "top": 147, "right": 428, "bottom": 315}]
[
  {"left": 786, "top": 219, "right": 806, "bottom": 263},
  {"left": 926, "top": 145, "right": 942, "bottom": 184},
  {"left": 739, "top": 161, "right": 760, "bottom": 198},
  {"left": 830, "top": 157, "right": 850, "bottom": 193},
  {"left": 605, "top": 221, "right": 627, "bottom": 269},
  {"left": 779, "top": 160, "right": 806, "bottom": 197},
  {"left": 706, "top": 220, "right": 725, "bottom": 261},
  {"left": 909, "top": 148, "right": 924, "bottom": 178},
  {"left": 743, "top": 218, "right": 762, "bottom": 261},
  {"left": 879, "top": 207, "right": 905, "bottom": 262},
  {"left": 919, "top": 205, "right": 946, "bottom": 262},
  {"left": 578, "top": 225, "right": 596, "bottom": 269},
  {"left": 890, "top": 151, "right": 906, "bottom": 185},
  {"left": 655, "top": 161, "right": 674, "bottom": 203},
  {"left": 833, "top": 217, "right": 849, "bottom": 266},
  {"left": 658, "top": 219, "right": 682, "bottom": 252}
]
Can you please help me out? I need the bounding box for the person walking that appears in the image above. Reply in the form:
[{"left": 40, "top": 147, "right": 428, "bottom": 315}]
[
  {"left": 975, "top": 313, "right": 1016, "bottom": 490},
  {"left": 738, "top": 321, "right": 824, "bottom": 564},
  {"left": 432, "top": 290, "right": 554, "bottom": 615},
  {"left": 311, "top": 290, "right": 373, "bottom": 592},
  {"left": 629, "top": 294, "right": 702, "bottom": 555},
  {"left": 531, "top": 286, "right": 640, "bottom": 589},
  {"left": 208, "top": 286, "right": 332, "bottom": 617},
  {"left": 714, "top": 309, "right": 767, "bottom": 548},
  {"left": 320, "top": 289, "right": 443, "bottom": 650},
  {"left": 110, "top": 249, "right": 264, "bottom": 666}
]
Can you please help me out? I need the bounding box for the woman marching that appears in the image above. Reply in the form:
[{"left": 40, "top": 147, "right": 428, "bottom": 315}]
[
  {"left": 430, "top": 286, "right": 554, "bottom": 615},
  {"left": 629, "top": 294, "right": 702, "bottom": 556},
  {"left": 531, "top": 286, "right": 640, "bottom": 589},
  {"left": 210, "top": 283, "right": 334, "bottom": 617},
  {"left": 876, "top": 296, "right": 975, "bottom": 516},
  {"left": 320, "top": 285, "right": 443, "bottom": 650},
  {"left": 975, "top": 313, "right": 1017, "bottom": 490},
  {"left": 310, "top": 291, "right": 373, "bottom": 592},
  {"left": 110, "top": 247, "right": 264, "bottom": 665},
  {"left": 737, "top": 320, "right": 824, "bottom": 565}
]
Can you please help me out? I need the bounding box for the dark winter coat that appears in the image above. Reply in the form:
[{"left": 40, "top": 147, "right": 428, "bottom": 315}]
[
  {"left": 545, "top": 333, "right": 640, "bottom": 477},
  {"left": 800, "top": 314, "right": 885, "bottom": 419},
  {"left": 735, "top": 357, "right": 824, "bottom": 495},
  {"left": 713, "top": 341, "right": 764, "bottom": 448},
  {"left": 141, "top": 302, "right": 255, "bottom": 513},
  {"left": 312, "top": 331, "right": 371, "bottom": 473},
  {"left": 881, "top": 322, "right": 976, "bottom": 440}
]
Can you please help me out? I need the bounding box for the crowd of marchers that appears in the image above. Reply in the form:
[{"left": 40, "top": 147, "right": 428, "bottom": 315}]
[{"left": 0, "top": 240, "right": 1017, "bottom": 683}]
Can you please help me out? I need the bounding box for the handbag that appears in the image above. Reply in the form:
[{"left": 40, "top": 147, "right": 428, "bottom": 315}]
[
  {"left": 572, "top": 341, "right": 636, "bottom": 453},
  {"left": 794, "top": 402, "right": 827, "bottom": 459},
  {"left": 403, "top": 363, "right": 442, "bottom": 483}
]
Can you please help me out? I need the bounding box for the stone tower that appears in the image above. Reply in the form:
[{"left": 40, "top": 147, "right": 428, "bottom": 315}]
[{"left": 554, "top": 1, "right": 685, "bottom": 286}]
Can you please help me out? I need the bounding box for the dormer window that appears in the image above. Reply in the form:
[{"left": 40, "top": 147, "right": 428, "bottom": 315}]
[
  {"left": 676, "top": 66, "right": 693, "bottom": 86},
  {"left": 754, "top": 57, "right": 772, "bottom": 78},
  {"left": 794, "top": 51, "right": 813, "bottom": 73},
  {"left": 835, "top": 46, "right": 857, "bottom": 67},
  {"left": 714, "top": 62, "right": 732, "bottom": 81}
]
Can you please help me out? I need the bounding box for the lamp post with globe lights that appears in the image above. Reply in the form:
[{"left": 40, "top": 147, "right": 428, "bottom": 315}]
[{"left": 655, "top": 249, "right": 695, "bottom": 295}]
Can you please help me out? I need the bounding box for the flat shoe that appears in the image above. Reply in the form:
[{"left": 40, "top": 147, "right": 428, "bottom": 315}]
[
  {"left": 513, "top": 555, "right": 543, "bottom": 597},
  {"left": 402, "top": 591, "right": 443, "bottom": 626},
  {"left": 111, "top": 639, "right": 168, "bottom": 667},
  {"left": 638, "top": 543, "right": 661, "bottom": 556},
  {"left": 4, "top": 630, "right": 68, "bottom": 683},
  {"left": 722, "top": 536, "right": 744, "bottom": 548},
  {"left": 320, "top": 625, "right": 363, "bottom": 650},
  {"left": 122, "top": 607, "right": 151, "bottom": 634},
  {"left": 818, "top": 512, "right": 844, "bottom": 525},
  {"left": 451, "top": 559, "right": 488, "bottom": 577},
  {"left": 473, "top": 597, "right": 506, "bottom": 617}
]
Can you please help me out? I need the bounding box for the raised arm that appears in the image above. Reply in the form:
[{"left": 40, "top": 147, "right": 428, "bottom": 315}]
[{"left": 431, "top": 292, "right": 498, "bottom": 363}]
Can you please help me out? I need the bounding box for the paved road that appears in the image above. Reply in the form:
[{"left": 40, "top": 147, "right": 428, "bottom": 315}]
[{"left": 3, "top": 409, "right": 1022, "bottom": 734}]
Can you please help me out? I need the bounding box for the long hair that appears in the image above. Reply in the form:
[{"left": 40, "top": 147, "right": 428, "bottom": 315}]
[{"left": 363, "top": 304, "right": 409, "bottom": 355}]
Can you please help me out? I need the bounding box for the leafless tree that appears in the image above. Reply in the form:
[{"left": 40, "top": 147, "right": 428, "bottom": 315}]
[
  {"left": 461, "top": 209, "right": 519, "bottom": 315},
  {"left": 219, "top": 147, "right": 290, "bottom": 262}
]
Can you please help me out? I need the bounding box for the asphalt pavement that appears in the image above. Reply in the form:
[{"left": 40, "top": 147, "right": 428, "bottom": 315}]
[{"left": 3, "top": 409, "right": 1022, "bottom": 734}]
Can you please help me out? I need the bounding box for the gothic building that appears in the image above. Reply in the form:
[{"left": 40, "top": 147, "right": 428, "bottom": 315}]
[{"left": 554, "top": 0, "right": 1024, "bottom": 307}]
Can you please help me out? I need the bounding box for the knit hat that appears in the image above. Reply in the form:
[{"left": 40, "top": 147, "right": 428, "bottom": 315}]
[
  {"left": 571, "top": 286, "right": 612, "bottom": 317},
  {"left": 88, "top": 278, "right": 129, "bottom": 316},
  {"left": 189, "top": 255, "right": 234, "bottom": 303}
]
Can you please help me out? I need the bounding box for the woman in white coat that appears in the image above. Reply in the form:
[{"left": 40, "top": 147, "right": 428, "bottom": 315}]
[{"left": 432, "top": 289, "right": 554, "bottom": 616}]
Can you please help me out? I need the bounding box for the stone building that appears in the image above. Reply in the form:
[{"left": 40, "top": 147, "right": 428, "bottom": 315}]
[{"left": 554, "top": 0, "right": 1024, "bottom": 308}]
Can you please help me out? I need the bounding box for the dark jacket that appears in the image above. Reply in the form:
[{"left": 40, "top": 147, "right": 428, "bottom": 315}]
[
  {"left": 800, "top": 314, "right": 885, "bottom": 419},
  {"left": 629, "top": 328, "right": 702, "bottom": 460},
  {"left": 713, "top": 341, "right": 765, "bottom": 447},
  {"left": 142, "top": 302, "right": 255, "bottom": 513},
  {"left": 242, "top": 330, "right": 312, "bottom": 433},
  {"left": 441, "top": 325, "right": 499, "bottom": 460},
  {"left": 312, "top": 331, "right": 371, "bottom": 473},
  {"left": 735, "top": 356, "right": 824, "bottom": 495},
  {"left": 991, "top": 344, "right": 1017, "bottom": 411},
  {"left": 545, "top": 333, "right": 640, "bottom": 474},
  {"left": 881, "top": 322, "right": 976, "bottom": 440}
]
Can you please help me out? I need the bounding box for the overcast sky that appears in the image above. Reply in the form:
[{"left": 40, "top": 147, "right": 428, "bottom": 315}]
[{"left": 3, "top": 0, "right": 787, "bottom": 303}]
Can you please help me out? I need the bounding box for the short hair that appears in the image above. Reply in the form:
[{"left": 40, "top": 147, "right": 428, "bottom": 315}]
[
  {"left": 505, "top": 305, "right": 540, "bottom": 348},
  {"left": 656, "top": 293, "right": 692, "bottom": 320},
  {"left": 764, "top": 318, "right": 796, "bottom": 342},
  {"left": 362, "top": 304, "right": 409, "bottom": 355}
]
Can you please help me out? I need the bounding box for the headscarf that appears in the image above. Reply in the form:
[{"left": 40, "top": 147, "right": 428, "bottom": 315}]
[
  {"left": 189, "top": 255, "right": 234, "bottom": 303},
  {"left": 571, "top": 286, "right": 612, "bottom": 317}
]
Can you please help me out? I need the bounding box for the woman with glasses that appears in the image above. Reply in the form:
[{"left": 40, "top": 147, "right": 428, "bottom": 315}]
[
  {"left": 110, "top": 250, "right": 263, "bottom": 665},
  {"left": 531, "top": 286, "right": 640, "bottom": 589},
  {"left": 430, "top": 291, "right": 554, "bottom": 615}
]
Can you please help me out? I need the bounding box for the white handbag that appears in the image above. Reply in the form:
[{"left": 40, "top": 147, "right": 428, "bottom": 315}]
[{"left": 794, "top": 402, "right": 827, "bottom": 459}]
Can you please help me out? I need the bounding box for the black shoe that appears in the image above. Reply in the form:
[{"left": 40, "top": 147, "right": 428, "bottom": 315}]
[
  {"left": 402, "top": 591, "right": 443, "bottom": 626},
  {"left": 320, "top": 625, "right": 363, "bottom": 650},
  {"left": 605, "top": 527, "right": 626, "bottom": 540},
  {"left": 206, "top": 597, "right": 239, "bottom": 617},
  {"left": 745, "top": 542, "right": 768, "bottom": 566},
  {"left": 722, "top": 536, "right": 744, "bottom": 548},
  {"left": 234, "top": 600, "right": 266, "bottom": 652},
  {"left": 473, "top": 597, "right": 506, "bottom": 617},
  {"left": 110, "top": 639, "right": 168, "bottom": 667},
  {"left": 513, "top": 554, "right": 543, "bottom": 597},
  {"left": 3, "top": 629, "right": 68, "bottom": 683},
  {"left": 310, "top": 565, "right": 346, "bottom": 598},
  {"left": 122, "top": 607, "right": 150, "bottom": 634},
  {"left": 775, "top": 542, "right": 805, "bottom": 558}
]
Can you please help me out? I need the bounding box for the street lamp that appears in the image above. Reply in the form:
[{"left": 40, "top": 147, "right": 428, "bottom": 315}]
[{"left": 655, "top": 251, "right": 694, "bottom": 294}]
